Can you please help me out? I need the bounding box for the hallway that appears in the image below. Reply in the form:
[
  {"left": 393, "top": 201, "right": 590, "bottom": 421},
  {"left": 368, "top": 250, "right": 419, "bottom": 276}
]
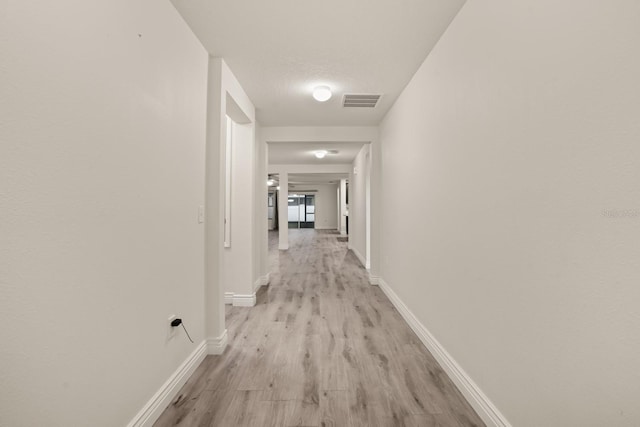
[{"left": 154, "top": 230, "right": 484, "bottom": 427}]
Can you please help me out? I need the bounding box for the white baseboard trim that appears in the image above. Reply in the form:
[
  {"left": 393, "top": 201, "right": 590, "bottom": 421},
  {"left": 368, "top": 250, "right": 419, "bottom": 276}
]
[
  {"left": 253, "top": 278, "right": 262, "bottom": 293},
  {"left": 206, "top": 329, "right": 228, "bottom": 355},
  {"left": 377, "top": 277, "right": 511, "bottom": 427},
  {"left": 253, "top": 272, "right": 271, "bottom": 293},
  {"left": 127, "top": 341, "right": 207, "bottom": 427},
  {"left": 350, "top": 247, "right": 367, "bottom": 269},
  {"left": 224, "top": 292, "right": 234, "bottom": 305},
  {"left": 232, "top": 293, "right": 256, "bottom": 307},
  {"left": 314, "top": 226, "right": 338, "bottom": 230},
  {"left": 368, "top": 273, "right": 380, "bottom": 286},
  {"left": 225, "top": 290, "right": 261, "bottom": 307}
]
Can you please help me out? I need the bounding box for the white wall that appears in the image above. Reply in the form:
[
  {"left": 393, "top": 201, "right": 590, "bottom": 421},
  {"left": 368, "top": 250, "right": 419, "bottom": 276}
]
[
  {"left": 339, "top": 179, "right": 348, "bottom": 235},
  {"left": 349, "top": 145, "right": 370, "bottom": 268},
  {"left": 368, "top": 138, "right": 381, "bottom": 279},
  {"left": 254, "top": 123, "right": 270, "bottom": 287},
  {"left": 0, "top": 1, "right": 208, "bottom": 426},
  {"left": 222, "top": 120, "right": 256, "bottom": 300},
  {"left": 277, "top": 173, "right": 290, "bottom": 250},
  {"left": 378, "top": 1, "right": 640, "bottom": 426},
  {"left": 206, "top": 59, "right": 259, "bottom": 308},
  {"left": 289, "top": 184, "right": 339, "bottom": 230}
]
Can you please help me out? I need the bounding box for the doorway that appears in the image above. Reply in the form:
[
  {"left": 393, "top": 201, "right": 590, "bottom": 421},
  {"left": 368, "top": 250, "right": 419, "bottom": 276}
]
[{"left": 288, "top": 194, "right": 315, "bottom": 229}]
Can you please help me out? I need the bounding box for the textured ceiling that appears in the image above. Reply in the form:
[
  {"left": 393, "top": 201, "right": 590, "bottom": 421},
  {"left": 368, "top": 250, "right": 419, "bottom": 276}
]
[{"left": 172, "top": 0, "right": 466, "bottom": 126}]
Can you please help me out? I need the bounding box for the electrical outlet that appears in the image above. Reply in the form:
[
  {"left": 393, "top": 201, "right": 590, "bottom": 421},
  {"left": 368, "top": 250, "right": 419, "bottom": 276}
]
[{"left": 168, "top": 314, "right": 177, "bottom": 339}]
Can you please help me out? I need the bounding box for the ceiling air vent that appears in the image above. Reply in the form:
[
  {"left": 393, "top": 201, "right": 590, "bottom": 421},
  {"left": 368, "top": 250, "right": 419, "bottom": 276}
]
[{"left": 342, "top": 94, "right": 381, "bottom": 108}]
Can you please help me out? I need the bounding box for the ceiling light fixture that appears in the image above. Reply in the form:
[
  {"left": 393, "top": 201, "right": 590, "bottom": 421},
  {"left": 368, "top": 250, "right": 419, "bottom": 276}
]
[
  {"left": 267, "top": 179, "right": 275, "bottom": 186},
  {"left": 312, "top": 86, "right": 332, "bottom": 102},
  {"left": 314, "top": 150, "right": 328, "bottom": 159}
]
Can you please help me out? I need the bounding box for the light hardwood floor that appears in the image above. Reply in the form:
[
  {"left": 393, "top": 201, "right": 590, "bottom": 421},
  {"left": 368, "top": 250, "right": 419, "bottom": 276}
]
[{"left": 154, "top": 229, "right": 485, "bottom": 427}]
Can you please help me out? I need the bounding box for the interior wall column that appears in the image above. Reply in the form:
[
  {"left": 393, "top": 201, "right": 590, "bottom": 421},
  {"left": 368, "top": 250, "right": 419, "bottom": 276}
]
[
  {"left": 368, "top": 136, "right": 381, "bottom": 282},
  {"left": 365, "top": 146, "right": 371, "bottom": 269},
  {"left": 339, "top": 178, "right": 347, "bottom": 235},
  {"left": 336, "top": 187, "right": 341, "bottom": 232},
  {"left": 204, "top": 57, "right": 226, "bottom": 347},
  {"left": 278, "top": 172, "right": 289, "bottom": 250}
]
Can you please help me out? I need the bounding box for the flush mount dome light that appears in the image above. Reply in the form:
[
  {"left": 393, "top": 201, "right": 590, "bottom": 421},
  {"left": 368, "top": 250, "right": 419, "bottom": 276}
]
[
  {"left": 312, "top": 86, "right": 332, "bottom": 102},
  {"left": 314, "top": 150, "right": 328, "bottom": 159}
]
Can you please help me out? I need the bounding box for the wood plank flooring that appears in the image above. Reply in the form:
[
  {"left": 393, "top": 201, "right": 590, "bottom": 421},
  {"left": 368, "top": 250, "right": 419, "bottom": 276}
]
[{"left": 154, "top": 229, "right": 485, "bottom": 427}]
